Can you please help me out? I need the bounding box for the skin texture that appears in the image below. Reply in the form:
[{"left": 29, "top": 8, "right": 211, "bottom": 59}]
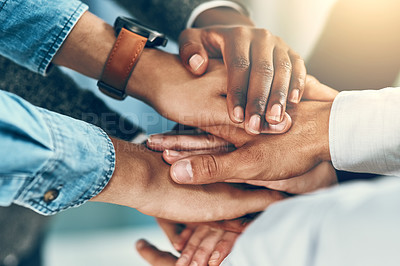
[
  {"left": 128, "top": 49, "right": 292, "bottom": 134},
  {"left": 52, "top": 11, "right": 292, "bottom": 136},
  {"left": 156, "top": 218, "right": 242, "bottom": 266},
  {"left": 180, "top": 7, "right": 307, "bottom": 134},
  {"left": 147, "top": 76, "right": 338, "bottom": 192},
  {"left": 91, "top": 138, "right": 285, "bottom": 223}
]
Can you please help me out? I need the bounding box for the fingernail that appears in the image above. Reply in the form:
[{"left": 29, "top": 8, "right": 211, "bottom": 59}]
[
  {"left": 136, "top": 239, "right": 148, "bottom": 249},
  {"left": 268, "top": 121, "right": 287, "bottom": 132},
  {"left": 289, "top": 89, "right": 300, "bottom": 103},
  {"left": 165, "top": 150, "right": 180, "bottom": 157},
  {"left": 189, "top": 54, "right": 205, "bottom": 72},
  {"left": 248, "top": 115, "right": 261, "bottom": 134},
  {"left": 268, "top": 104, "right": 282, "bottom": 122},
  {"left": 233, "top": 106, "right": 244, "bottom": 123},
  {"left": 189, "top": 261, "right": 198, "bottom": 266},
  {"left": 173, "top": 242, "right": 181, "bottom": 251},
  {"left": 172, "top": 160, "right": 193, "bottom": 183},
  {"left": 209, "top": 251, "right": 220, "bottom": 262},
  {"left": 148, "top": 135, "right": 163, "bottom": 145},
  {"left": 176, "top": 255, "right": 189, "bottom": 266}
]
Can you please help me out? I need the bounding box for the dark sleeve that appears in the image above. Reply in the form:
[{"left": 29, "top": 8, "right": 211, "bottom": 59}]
[
  {"left": 113, "top": 0, "right": 245, "bottom": 40},
  {"left": 335, "top": 170, "right": 380, "bottom": 183},
  {"left": 0, "top": 56, "right": 143, "bottom": 142}
]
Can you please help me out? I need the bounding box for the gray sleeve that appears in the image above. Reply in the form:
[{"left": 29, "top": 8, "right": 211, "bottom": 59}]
[{"left": 114, "top": 0, "right": 246, "bottom": 40}]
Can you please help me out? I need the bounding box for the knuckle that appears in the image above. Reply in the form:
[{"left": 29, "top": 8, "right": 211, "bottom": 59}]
[
  {"left": 277, "top": 60, "right": 292, "bottom": 73},
  {"left": 271, "top": 90, "right": 288, "bottom": 102},
  {"left": 231, "top": 56, "right": 251, "bottom": 72},
  {"left": 294, "top": 77, "right": 306, "bottom": 91},
  {"left": 229, "top": 86, "right": 246, "bottom": 101},
  {"left": 232, "top": 26, "right": 249, "bottom": 36},
  {"left": 250, "top": 97, "right": 268, "bottom": 113},
  {"left": 256, "top": 28, "right": 272, "bottom": 39},
  {"left": 179, "top": 40, "right": 201, "bottom": 53},
  {"left": 253, "top": 60, "right": 274, "bottom": 77},
  {"left": 182, "top": 244, "right": 197, "bottom": 254},
  {"left": 194, "top": 246, "right": 209, "bottom": 257},
  {"left": 198, "top": 155, "right": 219, "bottom": 178}
]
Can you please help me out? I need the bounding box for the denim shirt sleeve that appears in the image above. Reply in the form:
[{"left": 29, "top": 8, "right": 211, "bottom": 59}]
[
  {"left": 0, "top": 91, "right": 115, "bottom": 215},
  {"left": 0, "top": 0, "right": 88, "bottom": 75}
]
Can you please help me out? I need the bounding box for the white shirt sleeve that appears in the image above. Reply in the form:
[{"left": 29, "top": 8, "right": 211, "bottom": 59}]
[
  {"left": 329, "top": 87, "right": 400, "bottom": 176},
  {"left": 222, "top": 176, "right": 400, "bottom": 266},
  {"left": 186, "top": 1, "right": 249, "bottom": 28}
]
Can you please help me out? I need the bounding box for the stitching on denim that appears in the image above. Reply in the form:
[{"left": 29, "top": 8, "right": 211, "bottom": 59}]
[
  {"left": 37, "top": 3, "right": 83, "bottom": 73},
  {"left": 17, "top": 109, "right": 61, "bottom": 207},
  {"left": 0, "top": 0, "right": 8, "bottom": 13},
  {"left": 30, "top": 127, "right": 115, "bottom": 214}
]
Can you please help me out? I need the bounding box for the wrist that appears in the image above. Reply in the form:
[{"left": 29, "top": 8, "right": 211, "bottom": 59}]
[
  {"left": 53, "top": 11, "right": 115, "bottom": 80},
  {"left": 317, "top": 102, "right": 332, "bottom": 162},
  {"left": 193, "top": 7, "right": 254, "bottom": 28},
  {"left": 126, "top": 49, "right": 190, "bottom": 108},
  {"left": 91, "top": 138, "right": 151, "bottom": 210}
]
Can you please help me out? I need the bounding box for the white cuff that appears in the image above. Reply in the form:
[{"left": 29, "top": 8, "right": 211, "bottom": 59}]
[
  {"left": 186, "top": 1, "right": 249, "bottom": 28},
  {"left": 329, "top": 87, "right": 400, "bottom": 176}
]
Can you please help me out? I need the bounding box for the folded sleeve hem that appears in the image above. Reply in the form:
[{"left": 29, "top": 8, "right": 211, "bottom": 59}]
[
  {"left": 37, "top": 2, "right": 88, "bottom": 75},
  {"left": 14, "top": 108, "right": 115, "bottom": 215}
]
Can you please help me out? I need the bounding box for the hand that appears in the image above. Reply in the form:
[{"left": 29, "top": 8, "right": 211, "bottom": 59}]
[
  {"left": 91, "top": 138, "right": 284, "bottom": 223},
  {"left": 147, "top": 100, "right": 334, "bottom": 189},
  {"left": 156, "top": 218, "right": 241, "bottom": 266},
  {"left": 179, "top": 7, "right": 307, "bottom": 133},
  {"left": 53, "top": 11, "right": 291, "bottom": 135},
  {"left": 136, "top": 239, "right": 177, "bottom": 266},
  {"left": 148, "top": 130, "right": 337, "bottom": 194},
  {"left": 128, "top": 49, "right": 292, "bottom": 135}
]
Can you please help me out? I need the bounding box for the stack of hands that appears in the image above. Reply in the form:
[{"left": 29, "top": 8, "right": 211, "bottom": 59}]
[{"left": 78, "top": 9, "right": 339, "bottom": 266}]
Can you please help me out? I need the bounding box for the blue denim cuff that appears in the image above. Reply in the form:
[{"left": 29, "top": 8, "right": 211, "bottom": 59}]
[
  {"left": 14, "top": 108, "right": 115, "bottom": 215},
  {"left": 0, "top": 0, "right": 88, "bottom": 75}
]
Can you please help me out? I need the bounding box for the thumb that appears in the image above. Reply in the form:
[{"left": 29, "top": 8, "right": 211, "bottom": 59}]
[
  {"left": 179, "top": 29, "right": 209, "bottom": 75},
  {"left": 136, "top": 239, "right": 177, "bottom": 265},
  {"left": 303, "top": 75, "right": 339, "bottom": 101},
  {"left": 170, "top": 152, "right": 239, "bottom": 184}
]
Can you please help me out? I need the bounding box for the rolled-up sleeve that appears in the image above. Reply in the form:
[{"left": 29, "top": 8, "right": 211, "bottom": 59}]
[
  {"left": 0, "top": 0, "right": 88, "bottom": 75},
  {"left": 0, "top": 91, "right": 115, "bottom": 215}
]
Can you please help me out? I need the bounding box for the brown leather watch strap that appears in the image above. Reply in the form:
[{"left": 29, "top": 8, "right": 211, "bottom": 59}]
[{"left": 98, "top": 28, "right": 147, "bottom": 100}]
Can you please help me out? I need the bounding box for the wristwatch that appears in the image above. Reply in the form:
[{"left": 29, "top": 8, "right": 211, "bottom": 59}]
[{"left": 98, "top": 17, "right": 168, "bottom": 100}]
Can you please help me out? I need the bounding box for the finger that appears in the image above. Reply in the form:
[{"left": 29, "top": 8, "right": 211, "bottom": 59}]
[
  {"left": 170, "top": 152, "right": 239, "bottom": 184},
  {"left": 136, "top": 239, "right": 177, "bottom": 266},
  {"left": 288, "top": 51, "right": 306, "bottom": 104},
  {"left": 245, "top": 30, "right": 274, "bottom": 135},
  {"left": 179, "top": 29, "right": 209, "bottom": 75},
  {"left": 302, "top": 75, "right": 339, "bottom": 101},
  {"left": 163, "top": 146, "right": 233, "bottom": 164},
  {"left": 156, "top": 218, "right": 188, "bottom": 251},
  {"left": 260, "top": 112, "right": 292, "bottom": 134},
  {"left": 176, "top": 226, "right": 210, "bottom": 266},
  {"left": 258, "top": 161, "right": 337, "bottom": 194},
  {"left": 156, "top": 218, "right": 182, "bottom": 250},
  {"left": 190, "top": 228, "right": 225, "bottom": 266},
  {"left": 209, "top": 232, "right": 239, "bottom": 266},
  {"left": 147, "top": 134, "right": 231, "bottom": 152},
  {"left": 175, "top": 227, "right": 195, "bottom": 252},
  {"left": 223, "top": 27, "right": 252, "bottom": 124},
  {"left": 265, "top": 47, "right": 292, "bottom": 125}
]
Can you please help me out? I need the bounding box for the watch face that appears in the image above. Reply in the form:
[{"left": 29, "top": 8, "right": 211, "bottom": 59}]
[{"left": 114, "top": 17, "right": 168, "bottom": 47}]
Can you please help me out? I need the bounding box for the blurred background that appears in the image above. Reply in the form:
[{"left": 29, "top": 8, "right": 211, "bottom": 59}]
[{"left": 1, "top": 0, "right": 399, "bottom": 265}]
